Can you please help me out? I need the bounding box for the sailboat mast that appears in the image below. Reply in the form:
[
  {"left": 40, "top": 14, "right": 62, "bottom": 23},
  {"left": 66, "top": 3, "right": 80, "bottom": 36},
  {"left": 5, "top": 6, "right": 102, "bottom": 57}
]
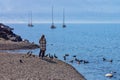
[
  {"left": 50, "top": 5, "right": 56, "bottom": 29},
  {"left": 62, "top": 8, "right": 66, "bottom": 28},
  {"left": 52, "top": 6, "right": 54, "bottom": 25},
  {"left": 63, "top": 8, "right": 65, "bottom": 25},
  {"left": 28, "top": 11, "right": 33, "bottom": 27},
  {"left": 30, "top": 11, "right": 32, "bottom": 24}
]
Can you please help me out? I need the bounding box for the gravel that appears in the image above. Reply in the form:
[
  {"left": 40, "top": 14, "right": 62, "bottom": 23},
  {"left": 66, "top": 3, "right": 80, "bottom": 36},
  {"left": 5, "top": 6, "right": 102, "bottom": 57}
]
[{"left": 0, "top": 53, "right": 86, "bottom": 80}]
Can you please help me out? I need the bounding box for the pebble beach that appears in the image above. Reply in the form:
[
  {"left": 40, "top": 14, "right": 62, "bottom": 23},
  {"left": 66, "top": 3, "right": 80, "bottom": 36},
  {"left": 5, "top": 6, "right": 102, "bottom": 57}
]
[{"left": 0, "top": 52, "right": 86, "bottom": 80}]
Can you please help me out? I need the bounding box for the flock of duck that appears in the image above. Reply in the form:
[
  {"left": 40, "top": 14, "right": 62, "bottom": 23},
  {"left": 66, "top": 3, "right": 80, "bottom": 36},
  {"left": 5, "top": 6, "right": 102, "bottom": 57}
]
[
  {"left": 22, "top": 51, "right": 116, "bottom": 78},
  {"left": 62, "top": 54, "right": 116, "bottom": 78},
  {"left": 63, "top": 54, "right": 89, "bottom": 64}
]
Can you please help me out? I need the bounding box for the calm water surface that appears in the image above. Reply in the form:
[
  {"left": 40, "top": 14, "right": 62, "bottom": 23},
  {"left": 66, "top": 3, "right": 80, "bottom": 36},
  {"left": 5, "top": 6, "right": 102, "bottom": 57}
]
[{"left": 5, "top": 23, "right": 120, "bottom": 80}]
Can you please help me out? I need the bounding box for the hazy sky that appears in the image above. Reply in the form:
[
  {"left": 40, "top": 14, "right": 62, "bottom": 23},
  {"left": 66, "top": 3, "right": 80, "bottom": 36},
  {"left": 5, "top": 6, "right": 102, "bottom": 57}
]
[{"left": 0, "top": 0, "right": 120, "bottom": 23}]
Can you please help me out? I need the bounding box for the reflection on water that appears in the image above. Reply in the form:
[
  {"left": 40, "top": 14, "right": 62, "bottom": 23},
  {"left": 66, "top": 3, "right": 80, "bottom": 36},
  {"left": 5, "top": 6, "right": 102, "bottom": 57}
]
[{"left": 2, "top": 23, "right": 120, "bottom": 80}]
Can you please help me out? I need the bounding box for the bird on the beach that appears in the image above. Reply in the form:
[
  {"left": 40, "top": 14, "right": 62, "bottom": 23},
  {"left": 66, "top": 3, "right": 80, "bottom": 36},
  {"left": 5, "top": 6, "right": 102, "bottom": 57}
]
[
  {"left": 54, "top": 54, "right": 58, "bottom": 58},
  {"left": 27, "top": 51, "right": 30, "bottom": 55},
  {"left": 26, "top": 51, "right": 33, "bottom": 57},
  {"left": 32, "top": 54, "right": 35, "bottom": 57},
  {"left": 29, "top": 53, "right": 32, "bottom": 57},
  {"left": 27, "top": 51, "right": 32, "bottom": 55},
  {"left": 48, "top": 53, "right": 54, "bottom": 60},
  {"left": 49, "top": 55, "right": 54, "bottom": 60},
  {"left": 63, "top": 56, "right": 66, "bottom": 61},
  {"left": 19, "top": 59, "right": 23, "bottom": 63}
]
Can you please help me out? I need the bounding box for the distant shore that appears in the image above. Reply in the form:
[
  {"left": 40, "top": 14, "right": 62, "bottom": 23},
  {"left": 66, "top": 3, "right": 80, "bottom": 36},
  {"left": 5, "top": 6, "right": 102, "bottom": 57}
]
[
  {"left": 0, "top": 23, "right": 39, "bottom": 50},
  {"left": 0, "top": 52, "right": 86, "bottom": 80},
  {"left": 0, "top": 40, "right": 39, "bottom": 50}
]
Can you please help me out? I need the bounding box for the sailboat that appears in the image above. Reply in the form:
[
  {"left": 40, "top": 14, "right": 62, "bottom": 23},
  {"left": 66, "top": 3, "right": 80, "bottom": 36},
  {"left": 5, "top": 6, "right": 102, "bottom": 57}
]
[
  {"left": 50, "top": 6, "right": 56, "bottom": 29},
  {"left": 62, "top": 8, "right": 66, "bottom": 28},
  {"left": 28, "top": 11, "right": 34, "bottom": 27}
]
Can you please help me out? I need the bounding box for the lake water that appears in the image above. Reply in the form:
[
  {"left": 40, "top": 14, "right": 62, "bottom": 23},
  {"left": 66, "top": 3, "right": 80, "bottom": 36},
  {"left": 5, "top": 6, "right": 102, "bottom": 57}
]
[{"left": 5, "top": 23, "right": 120, "bottom": 80}]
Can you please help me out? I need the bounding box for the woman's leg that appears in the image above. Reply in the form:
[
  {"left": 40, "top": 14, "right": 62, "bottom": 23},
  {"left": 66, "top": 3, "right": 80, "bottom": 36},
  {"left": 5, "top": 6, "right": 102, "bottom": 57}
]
[
  {"left": 42, "top": 50, "right": 45, "bottom": 58},
  {"left": 39, "top": 49, "right": 42, "bottom": 57}
]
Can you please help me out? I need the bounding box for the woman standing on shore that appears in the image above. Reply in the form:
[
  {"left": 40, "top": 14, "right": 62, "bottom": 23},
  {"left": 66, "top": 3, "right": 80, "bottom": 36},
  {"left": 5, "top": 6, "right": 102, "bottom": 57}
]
[{"left": 39, "top": 34, "right": 46, "bottom": 58}]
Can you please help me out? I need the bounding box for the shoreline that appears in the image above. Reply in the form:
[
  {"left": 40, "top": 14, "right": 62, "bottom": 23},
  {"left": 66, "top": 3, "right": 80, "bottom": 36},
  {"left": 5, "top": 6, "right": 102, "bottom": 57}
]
[
  {"left": 0, "top": 40, "right": 39, "bottom": 50},
  {"left": 0, "top": 52, "right": 86, "bottom": 80}
]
